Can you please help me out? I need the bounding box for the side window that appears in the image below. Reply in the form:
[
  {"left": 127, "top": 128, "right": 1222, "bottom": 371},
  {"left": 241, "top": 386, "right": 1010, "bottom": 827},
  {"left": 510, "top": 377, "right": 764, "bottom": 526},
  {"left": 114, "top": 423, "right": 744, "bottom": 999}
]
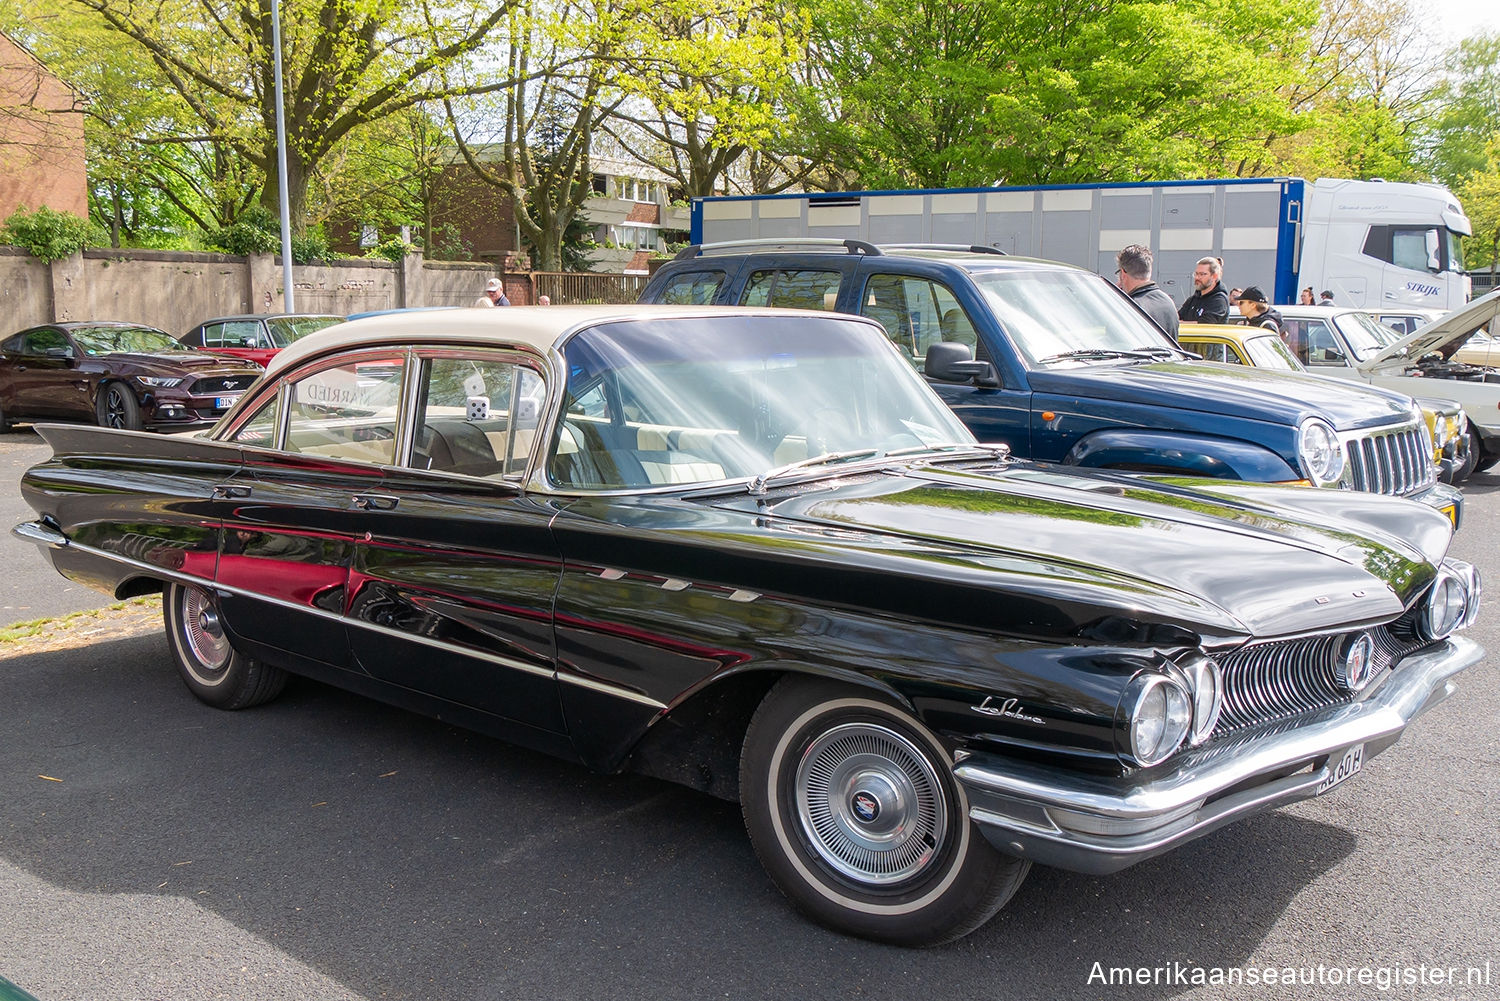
[
  {"left": 659, "top": 270, "right": 726, "bottom": 305},
  {"left": 23, "top": 328, "right": 71, "bottom": 356},
  {"left": 1303, "top": 321, "right": 1348, "bottom": 367},
  {"left": 214, "top": 321, "right": 264, "bottom": 349},
  {"left": 411, "top": 356, "right": 543, "bottom": 478},
  {"left": 859, "top": 273, "right": 978, "bottom": 367},
  {"left": 284, "top": 355, "right": 406, "bottom": 464},
  {"left": 1192, "top": 341, "right": 1227, "bottom": 363},
  {"left": 739, "top": 269, "right": 841, "bottom": 310},
  {"left": 200, "top": 323, "right": 226, "bottom": 348},
  {"left": 231, "top": 393, "right": 281, "bottom": 446},
  {"left": 1391, "top": 228, "right": 1440, "bottom": 273}
]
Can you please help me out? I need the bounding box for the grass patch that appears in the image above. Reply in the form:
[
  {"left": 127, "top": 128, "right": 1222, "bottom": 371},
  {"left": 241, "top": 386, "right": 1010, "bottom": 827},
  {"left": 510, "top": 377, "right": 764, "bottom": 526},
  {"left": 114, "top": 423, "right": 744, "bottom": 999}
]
[{"left": 0, "top": 595, "right": 161, "bottom": 648}]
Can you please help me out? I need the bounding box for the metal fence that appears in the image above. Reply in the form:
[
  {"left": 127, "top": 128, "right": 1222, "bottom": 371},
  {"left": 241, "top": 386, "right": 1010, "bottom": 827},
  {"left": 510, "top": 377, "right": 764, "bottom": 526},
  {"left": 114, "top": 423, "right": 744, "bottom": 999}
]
[{"left": 533, "top": 271, "right": 650, "bottom": 305}]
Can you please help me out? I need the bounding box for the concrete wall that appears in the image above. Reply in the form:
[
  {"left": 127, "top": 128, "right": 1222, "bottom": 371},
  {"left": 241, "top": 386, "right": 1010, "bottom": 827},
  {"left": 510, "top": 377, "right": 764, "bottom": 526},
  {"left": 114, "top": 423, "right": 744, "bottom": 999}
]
[{"left": 0, "top": 247, "right": 518, "bottom": 336}]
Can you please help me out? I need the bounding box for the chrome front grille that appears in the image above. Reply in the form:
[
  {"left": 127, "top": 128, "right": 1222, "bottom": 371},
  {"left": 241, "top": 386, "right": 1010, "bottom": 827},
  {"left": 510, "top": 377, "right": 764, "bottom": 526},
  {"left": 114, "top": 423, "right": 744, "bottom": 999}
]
[
  {"left": 1344, "top": 423, "right": 1435, "bottom": 496},
  {"left": 1212, "top": 627, "right": 1431, "bottom": 735}
]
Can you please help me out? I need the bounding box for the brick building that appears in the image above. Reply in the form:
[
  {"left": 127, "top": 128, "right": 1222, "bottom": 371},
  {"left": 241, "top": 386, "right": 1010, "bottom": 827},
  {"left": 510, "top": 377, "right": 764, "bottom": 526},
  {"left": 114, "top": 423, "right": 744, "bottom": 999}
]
[{"left": 0, "top": 32, "right": 86, "bottom": 221}]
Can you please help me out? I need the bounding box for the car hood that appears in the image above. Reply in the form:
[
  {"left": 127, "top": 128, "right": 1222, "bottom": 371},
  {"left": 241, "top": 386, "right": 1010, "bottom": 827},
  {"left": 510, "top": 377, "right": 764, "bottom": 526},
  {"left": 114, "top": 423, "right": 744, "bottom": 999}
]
[
  {"left": 1028, "top": 361, "right": 1418, "bottom": 431},
  {"left": 1365, "top": 288, "right": 1500, "bottom": 371},
  {"left": 100, "top": 351, "right": 262, "bottom": 377},
  {"left": 694, "top": 461, "right": 1447, "bottom": 642}
]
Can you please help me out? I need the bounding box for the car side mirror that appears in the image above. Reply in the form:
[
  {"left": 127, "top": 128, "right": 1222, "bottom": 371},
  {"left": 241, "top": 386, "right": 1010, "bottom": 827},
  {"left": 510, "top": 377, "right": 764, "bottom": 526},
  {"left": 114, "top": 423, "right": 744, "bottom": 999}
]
[
  {"left": 925, "top": 341, "right": 998, "bottom": 387},
  {"left": 44, "top": 346, "right": 75, "bottom": 361}
]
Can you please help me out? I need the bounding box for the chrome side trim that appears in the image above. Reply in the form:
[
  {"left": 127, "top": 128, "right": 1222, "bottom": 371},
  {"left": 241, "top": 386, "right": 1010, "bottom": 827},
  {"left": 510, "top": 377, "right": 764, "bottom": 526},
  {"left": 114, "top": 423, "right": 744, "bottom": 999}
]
[
  {"left": 955, "top": 636, "right": 1482, "bottom": 874},
  {"left": 15, "top": 525, "right": 666, "bottom": 711}
]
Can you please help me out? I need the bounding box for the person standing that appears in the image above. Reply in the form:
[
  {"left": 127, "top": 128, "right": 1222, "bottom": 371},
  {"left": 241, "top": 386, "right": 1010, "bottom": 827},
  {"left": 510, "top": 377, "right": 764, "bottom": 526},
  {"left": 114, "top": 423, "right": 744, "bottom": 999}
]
[
  {"left": 1319, "top": 289, "right": 1337, "bottom": 306},
  {"left": 1299, "top": 286, "right": 1315, "bottom": 305},
  {"left": 1114, "top": 244, "right": 1179, "bottom": 342},
  {"left": 473, "top": 277, "right": 510, "bottom": 307},
  {"left": 1178, "top": 257, "right": 1230, "bottom": 324},
  {"left": 1236, "top": 286, "right": 1283, "bottom": 334}
]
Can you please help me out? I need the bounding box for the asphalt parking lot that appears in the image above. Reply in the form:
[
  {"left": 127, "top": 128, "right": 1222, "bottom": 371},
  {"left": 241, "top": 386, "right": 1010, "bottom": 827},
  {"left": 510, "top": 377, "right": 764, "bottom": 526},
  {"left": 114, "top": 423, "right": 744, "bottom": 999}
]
[{"left": 0, "top": 429, "right": 1496, "bottom": 1001}]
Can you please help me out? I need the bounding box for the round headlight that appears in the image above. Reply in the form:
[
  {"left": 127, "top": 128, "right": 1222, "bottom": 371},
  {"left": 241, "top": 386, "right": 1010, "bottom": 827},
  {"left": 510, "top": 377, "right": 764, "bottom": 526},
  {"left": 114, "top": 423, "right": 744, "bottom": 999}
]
[
  {"left": 1338, "top": 632, "right": 1375, "bottom": 692},
  {"left": 1418, "top": 568, "right": 1468, "bottom": 641},
  {"left": 1447, "top": 559, "right": 1482, "bottom": 630},
  {"left": 1296, "top": 418, "right": 1345, "bottom": 486},
  {"left": 1176, "top": 653, "right": 1223, "bottom": 745},
  {"left": 1121, "top": 674, "right": 1192, "bottom": 767}
]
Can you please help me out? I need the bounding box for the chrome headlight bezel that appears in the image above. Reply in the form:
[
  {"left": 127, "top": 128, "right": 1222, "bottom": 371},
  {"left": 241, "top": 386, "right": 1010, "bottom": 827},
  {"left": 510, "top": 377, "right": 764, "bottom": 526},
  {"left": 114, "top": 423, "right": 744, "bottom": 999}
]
[
  {"left": 1296, "top": 417, "right": 1346, "bottom": 486},
  {"left": 1174, "top": 653, "right": 1223, "bottom": 745},
  {"left": 1445, "top": 559, "right": 1482, "bottom": 631},
  {"left": 1417, "top": 565, "right": 1469, "bottom": 641},
  {"left": 1121, "top": 673, "right": 1192, "bottom": 767}
]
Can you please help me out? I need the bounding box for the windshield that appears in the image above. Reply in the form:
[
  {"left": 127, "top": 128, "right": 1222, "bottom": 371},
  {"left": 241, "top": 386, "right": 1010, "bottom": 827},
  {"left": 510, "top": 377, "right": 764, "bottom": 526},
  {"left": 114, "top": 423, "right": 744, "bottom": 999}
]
[
  {"left": 70, "top": 325, "right": 179, "bottom": 355},
  {"left": 1242, "top": 333, "right": 1303, "bottom": 370},
  {"left": 966, "top": 269, "right": 1177, "bottom": 367},
  {"left": 549, "top": 315, "right": 974, "bottom": 489},
  {"left": 268, "top": 315, "right": 343, "bottom": 348},
  {"left": 1336, "top": 312, "right": 1407, "bottom": 361}
]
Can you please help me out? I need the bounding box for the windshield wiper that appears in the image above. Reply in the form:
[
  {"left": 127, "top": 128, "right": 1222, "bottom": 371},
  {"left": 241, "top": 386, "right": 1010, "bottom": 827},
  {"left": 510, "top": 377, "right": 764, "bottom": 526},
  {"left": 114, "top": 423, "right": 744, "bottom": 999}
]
[
  {"left": 1041, "top": 346, "right": 1176, "bottom": 364},
  {"left": 748, "top": 449, "right": 881, "bottom": 494},
  {"left": 1120, "top": 345, "right": 1178, "bottom": 359},
  {"left": 882, "top": 442, "right": 1011, "bottom": 462}
]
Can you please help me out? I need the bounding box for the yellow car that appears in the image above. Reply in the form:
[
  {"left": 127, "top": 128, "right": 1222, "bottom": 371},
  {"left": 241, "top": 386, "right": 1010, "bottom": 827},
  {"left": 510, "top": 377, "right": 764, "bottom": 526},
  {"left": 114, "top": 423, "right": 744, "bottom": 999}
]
[{"left": 1179, "top": 324, "right": 1474, "bottom": 483}]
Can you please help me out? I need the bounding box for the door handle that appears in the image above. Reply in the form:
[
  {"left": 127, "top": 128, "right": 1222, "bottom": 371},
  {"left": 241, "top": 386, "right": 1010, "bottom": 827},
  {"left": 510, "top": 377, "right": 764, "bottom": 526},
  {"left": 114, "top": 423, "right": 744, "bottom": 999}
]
[
  {"left": 212, "top": 485, "right": 252, "bottom": 498},
  {"left": 352, "top": 494, "right": 399, "bottom": 511}
]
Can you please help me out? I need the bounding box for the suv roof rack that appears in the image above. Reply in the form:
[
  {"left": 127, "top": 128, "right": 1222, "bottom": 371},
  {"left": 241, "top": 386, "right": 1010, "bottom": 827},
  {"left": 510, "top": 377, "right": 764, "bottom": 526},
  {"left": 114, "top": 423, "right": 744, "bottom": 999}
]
[
  {"left": 880, "top": 244, "right": 1007, "bottom": 255},
  {"left": 673, "top": 238, "right": 882, "bottom": 260}
]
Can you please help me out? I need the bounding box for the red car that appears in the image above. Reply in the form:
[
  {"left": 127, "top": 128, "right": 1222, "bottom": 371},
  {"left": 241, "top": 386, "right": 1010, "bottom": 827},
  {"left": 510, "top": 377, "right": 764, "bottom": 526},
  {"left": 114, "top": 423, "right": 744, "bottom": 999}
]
[
  {"left": 0, "top": 322, "right": 262, "bottom": 432},
  {"left": 179, "top": 313, "right": 344, "bottom": 368}
]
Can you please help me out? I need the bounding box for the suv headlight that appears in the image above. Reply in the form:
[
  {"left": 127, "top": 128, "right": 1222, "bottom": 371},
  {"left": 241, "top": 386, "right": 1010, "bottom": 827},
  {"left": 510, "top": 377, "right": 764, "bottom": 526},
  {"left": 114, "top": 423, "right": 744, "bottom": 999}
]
[
  {"left": 1120, "top": 674, "right": 1192, "bottom": 766},
  {"left": 1296, "top": 418, "right": 1345, "bottom": 486}
]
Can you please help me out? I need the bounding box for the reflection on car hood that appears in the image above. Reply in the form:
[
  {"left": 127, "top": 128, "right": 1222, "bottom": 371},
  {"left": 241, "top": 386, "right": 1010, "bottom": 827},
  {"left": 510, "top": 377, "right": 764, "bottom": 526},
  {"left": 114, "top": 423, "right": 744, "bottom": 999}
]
[
  {"left": 1029, "top": 361, "right": 1417, "bottom": 431},
  {"left": 1365, "top": 288, "right": 1500, "bottom": 371},
  {"left": 101, "top": 351, "right": 262, "bottom": 376},
  {"left": 705, "top": 461, "right": 1447, "bottom": 640}
]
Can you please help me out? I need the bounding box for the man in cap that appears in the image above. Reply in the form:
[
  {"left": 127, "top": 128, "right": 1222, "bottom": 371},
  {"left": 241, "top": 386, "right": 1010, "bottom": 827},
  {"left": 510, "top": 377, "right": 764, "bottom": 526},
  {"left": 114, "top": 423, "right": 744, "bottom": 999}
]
[
  {"left": 473, "top": 277, "right": 511, "bottom": 307},
  {"left": 1236, "top": 285, "right": 1283, "bottom": 334}
]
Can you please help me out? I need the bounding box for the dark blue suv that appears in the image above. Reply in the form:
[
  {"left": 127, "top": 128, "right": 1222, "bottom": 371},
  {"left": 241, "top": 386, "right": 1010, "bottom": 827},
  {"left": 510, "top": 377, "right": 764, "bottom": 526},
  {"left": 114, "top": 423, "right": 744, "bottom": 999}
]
[{"left": 640, "top": 241, "right": 1461, "bottom": 522}]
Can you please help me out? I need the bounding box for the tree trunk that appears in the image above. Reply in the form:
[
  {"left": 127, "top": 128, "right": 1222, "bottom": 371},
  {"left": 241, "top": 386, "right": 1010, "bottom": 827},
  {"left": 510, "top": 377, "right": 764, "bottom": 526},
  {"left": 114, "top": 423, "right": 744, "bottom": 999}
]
[{"left": 258, "top": 144, "right": 310, "bottom": 235}]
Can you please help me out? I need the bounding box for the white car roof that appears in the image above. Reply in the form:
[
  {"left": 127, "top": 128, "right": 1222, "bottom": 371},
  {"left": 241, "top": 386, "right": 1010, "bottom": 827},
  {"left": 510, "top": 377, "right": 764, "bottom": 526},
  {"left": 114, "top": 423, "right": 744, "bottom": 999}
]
[{"left": 263, "top": 304, "right": 838, "bottom": 378}]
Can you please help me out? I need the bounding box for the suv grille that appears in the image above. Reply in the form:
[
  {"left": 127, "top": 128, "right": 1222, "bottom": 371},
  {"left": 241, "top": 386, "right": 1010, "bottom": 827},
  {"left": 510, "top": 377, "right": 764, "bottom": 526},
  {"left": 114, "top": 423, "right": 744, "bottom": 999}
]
[
  {"left": 1212, "top": 628, "right": 1431, "bottom": 735},
  {"left": 1344, "top": 423, "right": 1435, "bottom": 496}
]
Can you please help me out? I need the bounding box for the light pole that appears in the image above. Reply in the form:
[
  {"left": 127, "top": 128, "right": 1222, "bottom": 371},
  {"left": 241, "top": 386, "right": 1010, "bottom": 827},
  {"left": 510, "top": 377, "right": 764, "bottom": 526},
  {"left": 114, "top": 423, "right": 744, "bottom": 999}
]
[{"left": 270, "top": 0, "right": 295, "bottom": 311}]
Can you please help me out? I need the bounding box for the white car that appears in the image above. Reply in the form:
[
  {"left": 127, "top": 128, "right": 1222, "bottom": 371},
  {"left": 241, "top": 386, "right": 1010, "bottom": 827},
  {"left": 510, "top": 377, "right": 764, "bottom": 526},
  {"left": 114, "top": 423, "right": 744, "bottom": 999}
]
[{"left": 1279, "top": 291, "right": 1500, "bottom": 471}]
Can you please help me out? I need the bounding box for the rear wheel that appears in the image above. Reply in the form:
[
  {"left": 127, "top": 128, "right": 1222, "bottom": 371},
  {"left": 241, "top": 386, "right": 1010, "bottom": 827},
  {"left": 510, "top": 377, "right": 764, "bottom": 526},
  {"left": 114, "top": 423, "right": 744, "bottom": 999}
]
[
  {"left": 164, "top": 582, "right": 286, "bottom": 709},
  {"left": 739, "top": 676, "right": 1029, "bottom": 946},
  {"left": 0, "top": 401, "right": 10, "bottom": 434},
  {"left": 96, "top": 382, "right": 143, "bottom": 431}
]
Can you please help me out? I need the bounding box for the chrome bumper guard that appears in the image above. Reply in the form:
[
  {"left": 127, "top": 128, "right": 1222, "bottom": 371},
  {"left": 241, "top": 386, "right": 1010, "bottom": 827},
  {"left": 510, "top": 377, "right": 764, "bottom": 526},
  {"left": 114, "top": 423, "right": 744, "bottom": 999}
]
[{"left": 955, "top": 636, "right": 1483, "bottom": 875}]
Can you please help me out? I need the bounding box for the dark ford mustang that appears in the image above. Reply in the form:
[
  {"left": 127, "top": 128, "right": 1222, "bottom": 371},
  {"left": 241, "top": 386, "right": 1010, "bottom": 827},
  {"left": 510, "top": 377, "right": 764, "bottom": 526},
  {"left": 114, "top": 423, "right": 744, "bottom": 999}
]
[{"left": 14, "top": 305, "right": 1483, "bottom": 945}]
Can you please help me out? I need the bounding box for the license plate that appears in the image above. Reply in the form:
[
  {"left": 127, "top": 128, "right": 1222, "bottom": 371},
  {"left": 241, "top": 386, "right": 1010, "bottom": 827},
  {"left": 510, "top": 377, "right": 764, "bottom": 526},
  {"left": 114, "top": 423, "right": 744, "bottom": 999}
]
[
  {"left": 215, "top": 395, "right": 241, "bottom": 410},
  {"left": 1317, "top": 744, "right": 1364, "bottom": 794}
]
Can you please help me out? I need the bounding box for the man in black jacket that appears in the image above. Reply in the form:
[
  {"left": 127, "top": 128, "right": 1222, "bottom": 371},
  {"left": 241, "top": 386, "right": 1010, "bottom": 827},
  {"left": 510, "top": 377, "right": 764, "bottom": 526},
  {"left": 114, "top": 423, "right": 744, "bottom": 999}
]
[
  {"left": 1115, "top": 244, "right": 1179, "bottom": 342},
  {"left": 1178, "top": 257, "right": 1230, "bottom": 324}
]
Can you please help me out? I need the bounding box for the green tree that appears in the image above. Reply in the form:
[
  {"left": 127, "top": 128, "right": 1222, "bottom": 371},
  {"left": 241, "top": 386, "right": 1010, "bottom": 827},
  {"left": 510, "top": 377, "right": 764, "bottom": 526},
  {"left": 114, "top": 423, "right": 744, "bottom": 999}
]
[
  {"left": 802, "top": 0, "right": 1315, "bottom": 189},
  {"left": 1423, "top": 32, "right": 1500, "bottom": 187},
  {"left": 54, "top": 0, "right": 529, "bottom": 233}
]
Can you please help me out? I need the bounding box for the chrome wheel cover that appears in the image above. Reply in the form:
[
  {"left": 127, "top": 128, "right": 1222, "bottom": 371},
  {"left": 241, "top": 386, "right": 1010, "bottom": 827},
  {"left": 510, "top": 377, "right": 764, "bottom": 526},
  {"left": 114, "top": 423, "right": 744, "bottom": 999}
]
[
  {"left": 794, "top": 722, "right": 948, "bottom": 886},
  {"left": 178, "top": 586, "right": 230, "bottom": 678}
]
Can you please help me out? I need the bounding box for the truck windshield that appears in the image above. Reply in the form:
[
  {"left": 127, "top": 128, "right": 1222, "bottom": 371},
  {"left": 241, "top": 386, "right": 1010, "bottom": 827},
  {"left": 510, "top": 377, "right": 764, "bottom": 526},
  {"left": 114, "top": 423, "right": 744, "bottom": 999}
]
[{"left": 966, "top": 269, "right": 1177, "bottom": 368}]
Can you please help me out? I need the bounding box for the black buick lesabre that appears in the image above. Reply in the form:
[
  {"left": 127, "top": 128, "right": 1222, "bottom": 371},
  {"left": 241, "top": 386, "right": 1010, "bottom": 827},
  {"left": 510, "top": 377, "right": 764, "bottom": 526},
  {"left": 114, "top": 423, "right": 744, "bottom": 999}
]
[{"left": 14, "top": 305, "right": 1484, "bottom": 946}]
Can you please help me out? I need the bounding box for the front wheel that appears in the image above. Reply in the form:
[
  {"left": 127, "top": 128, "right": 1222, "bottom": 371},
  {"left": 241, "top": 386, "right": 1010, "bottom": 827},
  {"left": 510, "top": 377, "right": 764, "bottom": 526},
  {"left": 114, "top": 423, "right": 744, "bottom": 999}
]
[
  {"left": 739, "top": 677, "right": 1030, "bottom": 946},
  {"left": 96, "top": 382, "right": 143, "bottom": 431},
  {"left": 164, "top": 582, "right": 287, "bottom": 709},
  {"left": 1470, "top": 422, "right": 1498, "bottom": 474}
]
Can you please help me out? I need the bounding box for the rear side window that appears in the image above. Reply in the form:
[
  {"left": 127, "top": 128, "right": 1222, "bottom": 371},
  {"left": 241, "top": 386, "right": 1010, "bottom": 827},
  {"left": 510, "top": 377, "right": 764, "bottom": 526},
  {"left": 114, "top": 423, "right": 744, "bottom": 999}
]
[
  {"left": 740, "top": 270, "right": 841, "bottom": 310},
  {"left": 284, "top": 356, "right": 407, "bottom": 464},
  {"left": 858, "top": 273, "right": 979, "bottom": 367},
  {"left": 658, "top": 270, "right": 726, "bottom": 305}
]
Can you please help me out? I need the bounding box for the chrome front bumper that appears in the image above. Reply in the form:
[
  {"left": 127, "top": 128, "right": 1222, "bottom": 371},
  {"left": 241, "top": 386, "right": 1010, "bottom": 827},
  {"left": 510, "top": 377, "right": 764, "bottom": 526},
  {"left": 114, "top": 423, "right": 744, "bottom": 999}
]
[{"left": 955, "top": 636, "right": 1483, "bottom": 874}]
